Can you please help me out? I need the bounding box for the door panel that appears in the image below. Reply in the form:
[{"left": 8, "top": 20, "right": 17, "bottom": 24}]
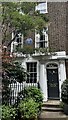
[{"left": 47, "top": 69, "right": 59, "bottom": 99}]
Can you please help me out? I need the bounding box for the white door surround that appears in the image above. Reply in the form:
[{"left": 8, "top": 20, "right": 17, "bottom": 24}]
[
  {"left": 21, "top": 53, "right": 66, "bottom": 102},
  {"left": 39, "top": 60, "right": 66, "bottom": 101}
]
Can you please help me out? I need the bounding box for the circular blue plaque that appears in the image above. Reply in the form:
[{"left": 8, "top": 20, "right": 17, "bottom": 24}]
[{"left": 25, "top": 38, "right": 33, "bottom": 45}]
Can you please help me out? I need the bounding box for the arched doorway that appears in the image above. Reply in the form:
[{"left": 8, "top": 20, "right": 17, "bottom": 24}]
[{"left": 46, "top": 63, "right": 59, "bottom": 99}]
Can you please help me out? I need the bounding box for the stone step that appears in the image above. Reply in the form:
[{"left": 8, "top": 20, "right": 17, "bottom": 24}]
[
  {"left": 42, "top": 100, "right": 62, "bottom": 112},
  {"left": 39, "top": 111, "right": 68, "bottom": 120},
  {"left": 42, "top": 100, "right": 61, "bottom": 108},
  {"left": 40, "top": 101, "right": 68, "bottom": 120},
  {"left": 42, "top": 106, "right": 63, "bottom": 112},
  {"left": 42, "top": 103, "right": 60, "bottom": 108}
]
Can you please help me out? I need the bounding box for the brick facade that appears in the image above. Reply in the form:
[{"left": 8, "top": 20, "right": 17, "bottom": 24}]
[
  {"left": 66, "top": 2, "right": 68, "bottom": 78},
  {"left": 4, "top": 2, "right": 68, "bottom": 78},
  {"left": 66, "top": 1, "right": 68, "bottom": 55},
  {"left": 47, "top": 2, "right": 68, "bottom": 78},
  {"left": 47, "top": 2, "right": 67, "bottom": 52}
]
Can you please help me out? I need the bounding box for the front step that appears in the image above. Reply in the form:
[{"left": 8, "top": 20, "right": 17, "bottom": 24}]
[
  {"left": 39, "top": 111, "right": 68, "bottom": 120},
  {"left": 42, "top": 100, "right": 63, "bottom": 112},
  {"left": 39, "top": 100, "right": 68, "bottom": 120},
  {"left": 42, "top": 106, "right": 63, "bottom": 112},
  {"left": 42, "top": 100, "right": 60, "bottom": 107}
]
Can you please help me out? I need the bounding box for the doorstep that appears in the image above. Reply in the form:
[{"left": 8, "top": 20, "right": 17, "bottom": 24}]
[
  {"left": 39, "top": 100, "right": 68, "bottom": 120},
  {"left": 39, "top": 111, "right": 68, "bottom": 120}
]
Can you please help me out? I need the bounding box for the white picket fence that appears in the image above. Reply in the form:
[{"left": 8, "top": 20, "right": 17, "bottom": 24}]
[{"left": 9, "top": 82, "right": 38, "bottom": 105}]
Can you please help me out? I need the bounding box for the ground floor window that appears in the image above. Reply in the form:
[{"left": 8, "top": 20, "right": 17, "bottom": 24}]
[{"left": 26, "top": 62, "right": 37, "bottom": 83}]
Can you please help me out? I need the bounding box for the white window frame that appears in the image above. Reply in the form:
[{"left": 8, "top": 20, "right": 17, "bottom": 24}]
[
  {"left": 26, "top": 62, "right": 37, "bottom": 83},
  {"left": 11, "top": 32, "right": 23, "bottom": 53},
  {"left": 35, "top": 1, "right": 48, "bottom": 14},
  {"left": 35, "top": 27, "right": 48, "bottom": 49}
]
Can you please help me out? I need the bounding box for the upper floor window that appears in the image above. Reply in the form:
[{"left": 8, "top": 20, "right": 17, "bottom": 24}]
[
  {"left": 11, "top": 33, "right": 23, "bottom": 53},
  {"left": 35, "top": 27, "right": 48, "bottom": 48},
  {"left": 35, "top": 2, "right": 47, "bottom": 14}
]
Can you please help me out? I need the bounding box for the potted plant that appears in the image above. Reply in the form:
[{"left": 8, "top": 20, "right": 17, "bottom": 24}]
[{"left": 61, "top": 79, "right": 68, "bottom": 115}]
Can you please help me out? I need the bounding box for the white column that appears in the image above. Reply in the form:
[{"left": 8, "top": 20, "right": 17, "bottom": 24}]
[
  {"left": 39, "top": 64, "right": 47, "bottom": 101},
  {"left": 59, "top": 60, "right": 66, "bottom": 100},
  {"left": 59, "top": 60, "right": 66, "bottom": 83}
]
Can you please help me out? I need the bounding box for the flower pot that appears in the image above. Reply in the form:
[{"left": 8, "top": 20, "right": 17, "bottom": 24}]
[{"left": 63, "top": 103, "right": 68, "bottom": 115}]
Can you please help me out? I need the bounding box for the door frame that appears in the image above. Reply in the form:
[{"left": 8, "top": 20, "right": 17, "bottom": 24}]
[{"left": 46, "top": 63, "right": 60, "bottom": 100}]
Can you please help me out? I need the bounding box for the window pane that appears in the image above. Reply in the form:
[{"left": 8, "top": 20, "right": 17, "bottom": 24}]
[
  {"left": 34, "top": 73, "right": 37, "bottom": 83},
  {"left": 40, "top": 41, "right": 45, "bottom": 48},
  {"left": 40, "top": 34, "right": 43, "bottom": 40},
  {"left": 27, "top": 63, "right": 29, "bottom": 71},
  {"left": 40, "top": 34, "right": 45, "bottom": 41},
  {"left": 34, "top": 63, "right": 36, "bottom": 68}
]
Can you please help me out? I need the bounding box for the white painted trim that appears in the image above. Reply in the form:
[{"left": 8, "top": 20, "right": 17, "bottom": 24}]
[
  {"left": 59, "top": 60, "right": 66, "bottom": 101},
  {"left": 35, "top": 1, "right": 48, "bottom": 14},
  {"left": 22, "top": 57, "right": 39, "bottom": 83},
  {"left": 35, "top": 27, "right": 48, "bottom": 49},
  {"left": 39, "top": 64, "right": 47, "bottom": 101},
  {"left": 11, "top": 32, "right": 14, "bottom": 53},
  {"left": 21, "top": 55, "right": 66, "bottom": 102},
  {"left": 40, "top": 60, "right": 66, "bottom": 101}
]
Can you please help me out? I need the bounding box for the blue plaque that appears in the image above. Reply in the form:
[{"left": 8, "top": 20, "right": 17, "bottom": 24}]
[{"left": 25, "top": 38, "right": 33, "bottom": 45}]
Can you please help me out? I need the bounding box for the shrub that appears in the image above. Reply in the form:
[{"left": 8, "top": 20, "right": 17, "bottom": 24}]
[
  {"left": 2, "top": 105, "right": 17, "bottom": 120},
  {"left": 61, "top": 79, "right": 68, "bottom": 104},
  {"left": 60, "top": 102, "right": 64, "bottom": 108},
  {"left": 20, "top": 86, "right": 43, "bottom": 102},
  {"left": 18, "top": 86, "right": 43, "bottom": 110},
  {"left": 0, "top": 105, "right": 2, "bottom": 119},
  {"left": 18, "top": 98, "right": 39, "bottom": 120}
]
